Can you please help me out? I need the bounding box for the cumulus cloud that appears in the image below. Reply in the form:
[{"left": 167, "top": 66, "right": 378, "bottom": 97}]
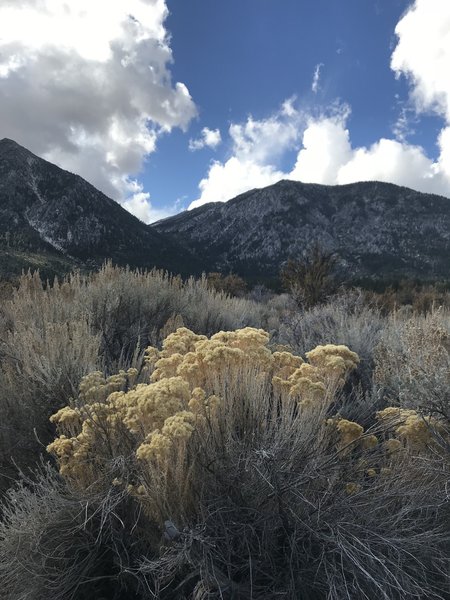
[
  {"left": 190, "top": 0, "right": 450, "bottom": 209},
  {"left": 122, "top": 191, "right": 177, "bottom": 223},
  {"left": 390, "top": 0, "right": 450, "bottom": 188},
  {"left": 190, "top": 159, "right": 285, "bottom": 209},
  {"left": 189, "top": 104, "right": 302, "bottom": 208},
  {"left": 338, "top": 139, "right": 439, "bottom": 190},
  {"left": 189, "top": 127, "right": 222, "bottom": 151},
  {"left": 0, "top": 0, "right": 197, "bottom": 221},
  {"left": 229, "top": 111, "right": 300, "bottom": 164},
  {"left": 289, "top": 110, "right": 352, "bottom": 183},
  {"left": 391, "top": 0, "right": 450, "bottom": 121},
  {"left": 289, "top": 112, "right": 447, "bottom": 194}
]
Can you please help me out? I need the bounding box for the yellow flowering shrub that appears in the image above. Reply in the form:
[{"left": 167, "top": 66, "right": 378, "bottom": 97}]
[
  {"left": 47, "top": 326, "right": 446, "bottom": 524},
  {"left": 47, "top": 329, "right": 362, "bottom": 502},
  {"left": 77, "top": 368, "right": 139, "bottom": 405},
  {"left": 325, "top": 417, "right": 378, "bottom": 457},
  {"left": 50, "top": 407, "right": 82, "bottom": 436}
]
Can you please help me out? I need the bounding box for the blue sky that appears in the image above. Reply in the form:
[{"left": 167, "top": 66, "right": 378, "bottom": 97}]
[
  {"left": 145, "top": 0, "right": 415, "bottom": 209},
  {"left": 0, "top": 0, "right": 449, "bottom": 222}
]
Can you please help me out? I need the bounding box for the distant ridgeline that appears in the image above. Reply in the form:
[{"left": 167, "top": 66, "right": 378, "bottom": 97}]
[
  {"left": 1, "top": 138, "right": 450, "bottom": 284},
  {"left": 154, "top": 179, "right": 450, "bottom": 284}
]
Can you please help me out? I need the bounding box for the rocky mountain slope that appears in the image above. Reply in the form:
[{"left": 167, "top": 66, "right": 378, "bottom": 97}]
[
  {"left": 154, "top": 179, "right": 450, "bottom": 281},
  {"left": 2, "top": 138, "right": 449, "bottom": 283},
  {"left": 0, "top": 138, "right": 199, "bottom": 278}
]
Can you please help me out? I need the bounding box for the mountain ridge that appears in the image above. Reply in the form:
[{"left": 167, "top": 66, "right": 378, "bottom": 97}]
[
  {"left": 1, "top": 138, "right": 450, "bottom": 283},
  {"left": 153, "top": 178, "right": 450, "bottom": 281}
]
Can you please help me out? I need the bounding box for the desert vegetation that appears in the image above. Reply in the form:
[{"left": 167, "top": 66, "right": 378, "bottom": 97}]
[{"left": 0, "top": 263, "right": 449, "bottom": 599}]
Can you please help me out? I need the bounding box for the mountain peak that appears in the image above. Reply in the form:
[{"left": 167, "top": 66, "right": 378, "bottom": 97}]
[
  {"left": 0, "top": 138, "right": 37, "bottom": 162},
  {"left": 0, "top": 137, "right": 28, "bottom": 150},
  {"left": 0, "top": 137, "right": 19, "bottom": 146}
]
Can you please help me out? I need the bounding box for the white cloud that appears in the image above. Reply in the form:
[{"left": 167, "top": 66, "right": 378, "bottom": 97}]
[
  {"left": 281, "top": 97, "right": 298, "bottom": 117},
  {"left": 191, "top": 105, "right": 450, "bottom": 210},
  {"left": 189, "top": 104, "right": 302, "bottom": 208},
  {"left": 189, "top": 127, "right": 222, "bottom": 151},
  {"left": 311, "top": 63, "right": 323, "bottom": 94},
  {"left": 390, "top": 0, "right": 450, "bottom": 188},
  {"left": 337, "top": 138, "right": 438, "bottom": 190},
  {"left": 289, "top": 112, "right": 352, "bottom": 183},
  {"left": 190, "top": 158, "right": 284, "bottom": 209},
  {"left": 0, "top": 0, "right": 197, "bottom": 222},
  {"left": 391, "top": 0, "right": 450, "bottom": 121},
  {"left": 290, "top": 113, "right": 449, "bottom": 195},
  {"left": 122, "top": 190, "right": 177, "bottom": 224},
  {"left": 392, "top": 104, "right": 417, "bottom": 142},
  {"left": 436, "top": 126, "right": 450, "bottom": 177},
  {"left": 229, "top": 112, "right": 299, "bottom": 164}
]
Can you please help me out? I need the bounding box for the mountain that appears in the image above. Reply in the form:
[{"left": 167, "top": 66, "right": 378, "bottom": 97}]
[
  {"left": 0, "top": 138, "right": 199, "bottom": 279},
  {"left": 153, "top": 179, "right": 450, "bottom": 282},
  {"left": 2, "top": 139, "right": 450, "bottom": 284}
]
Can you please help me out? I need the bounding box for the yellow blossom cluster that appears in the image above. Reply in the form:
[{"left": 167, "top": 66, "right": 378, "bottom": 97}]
[
  {"left": 118, "top": 377, "right": 191, "bottom": 435},
  {"left": 272, "top": 345, "right": 358, "bottom": 409},
  {"left": 326, "top": 418, "right": 378, "bottom": 455},
  {"left": 78, "top": 368, "right": 139, "bottom": 405},
  {"left": 148, "top": 327, "right": 273, "bottom": 391},
  {"left": 48, "top": 327, "right": 362, "bottom": 500},
  {"left": 48, "top": 374, "right": 216, "bottom": 488},
  {"left": 137, "top": 410, "right": 197, "bottom": 463},
  {"left": 377, "top": 407, "right": 445, "bottom": 452},
  {"left": 50, "top": 406, "right": 82, "bottom": 436},
  {"left": 306, "top": 345, "right": 359, "bottom": 379},
  {"left": 335, "top": 418, "right": 364, "bottom": 448}
]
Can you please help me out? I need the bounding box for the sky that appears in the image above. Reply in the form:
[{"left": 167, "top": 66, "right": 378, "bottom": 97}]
[{"left": 0, "top": 0, "right": 450, "bottom": 222}]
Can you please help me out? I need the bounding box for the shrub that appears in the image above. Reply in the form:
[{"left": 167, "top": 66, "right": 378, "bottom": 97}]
[
  {"left": 206, "top": 271, "right": 248, "bottom": 297},
  {"left": 0, "top": 464, "right": 143, "bottom": 600},
  {"left": 0, "top": 279, "right": 100, "bottom": 493},
  {"left": 2, "top": 263, "right": 263, "bottom": 364},
  {"left": 374, "top": 307, "right": 450, "bottom": 418},
  {"left": 363, "top": 280, "right": 450, "bottom": 315},
  {"left": 0, "top": 264, "right": 263, "bottom": 493},
  {"left": 276, "top": 291, "right": 384, "bottom": 394},
  {"left": 2, "top": 327, "right": 447, "bottom": 599},
  {"left": 280, "top": 243, "right": 338, "bottom": 308}
]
